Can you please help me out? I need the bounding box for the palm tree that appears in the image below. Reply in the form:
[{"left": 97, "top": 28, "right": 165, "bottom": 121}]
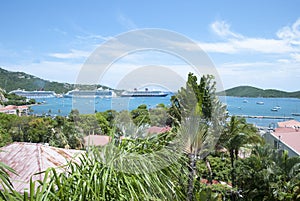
[
  {"left": 236, "top": 145, "right": 300, "bottom": 200},
  {"left": 171, "top": 73, "right": 226, "bottom": 201},
  {"left": 220, "top": 116, "right": 263, "bottom": 187}
]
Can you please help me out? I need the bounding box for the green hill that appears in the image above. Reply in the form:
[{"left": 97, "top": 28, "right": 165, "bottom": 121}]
[
  {"left": 218, "top": 86, "right": 300, "bottom": 98},
  {"left": 0, "top": 67, "right": 112, "bottom": 94}
]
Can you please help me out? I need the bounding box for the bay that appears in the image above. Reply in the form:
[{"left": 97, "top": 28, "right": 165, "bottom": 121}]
[{"left": 31, "top": 96, "right": 300, "bottom": 127}]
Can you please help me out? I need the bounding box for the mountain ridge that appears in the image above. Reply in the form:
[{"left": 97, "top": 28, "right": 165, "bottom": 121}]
[
  {"left": 0, "top": 67, "right": 112, "bottom": 94},
  {"left": 1, "top": 67, "right": 299, "bottom": 98},
  {"left": 218, "top": 86, "right": 300, "bottom": 98}
]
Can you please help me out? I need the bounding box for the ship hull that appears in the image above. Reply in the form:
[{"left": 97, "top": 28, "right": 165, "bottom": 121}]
[{"left": 120, "top": 94, "right": 168, "bottom": 97}]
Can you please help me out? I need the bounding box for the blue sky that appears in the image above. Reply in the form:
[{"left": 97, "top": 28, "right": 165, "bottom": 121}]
[{"left": 0, "top": 0, "right": 300, "bottom": 91}]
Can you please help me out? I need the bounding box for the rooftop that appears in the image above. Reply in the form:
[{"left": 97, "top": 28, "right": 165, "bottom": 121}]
[
  {"left": 83, "top": 135, "right": 111, "bottom": 147},
  {"left": 146, "top": 126, "right": 171, "bottom": 135},
  {"left": 0, "top": 142, "right": 84, "bottom": 193},
  {"left": 277, "top": 120, "right": 300, "bottom": 128},
  {"left": 272, "top": 127, "right": 300, "bottom": 154}
]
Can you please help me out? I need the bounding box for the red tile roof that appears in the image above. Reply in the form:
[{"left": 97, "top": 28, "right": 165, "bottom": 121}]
[
  {"left": 0, "top": 142, "right": 84, "bottom": 193},
  {"left": 273, "top": 127, "right": 300, "bottom": 154},
  {"left": 277, "top": 120, "right": 300, "bottom": 128},
  {"left": 146, "top": 126, "right": 171, "bottom": 134},
  {"left": 83, "top": 135, "right": 111, "bottom": 147}
]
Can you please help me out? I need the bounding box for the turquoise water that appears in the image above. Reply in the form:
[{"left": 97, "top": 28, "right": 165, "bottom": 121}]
[{"left": 31, "top": 96, "right": 300, "bottom": 127}]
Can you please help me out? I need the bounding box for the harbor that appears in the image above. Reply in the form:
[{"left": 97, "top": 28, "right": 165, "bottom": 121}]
[{"left": 235, "top": 115, "right": 294, "bottom": 120}]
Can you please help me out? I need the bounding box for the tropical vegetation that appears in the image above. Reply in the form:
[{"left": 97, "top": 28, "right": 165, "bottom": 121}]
[{"left": 0, "top": 72, "right": 299, "bottom": 200}]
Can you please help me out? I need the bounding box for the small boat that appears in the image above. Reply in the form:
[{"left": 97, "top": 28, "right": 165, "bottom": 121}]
[
  {"left": 243, "top": 100, "right": 248, "bottom": 103},
  {"left": 256, "top": 101, "right": 264, "bottom": 105},
  {"left": 291, "top": 113, "right": 300, "bottom": 116},
  {"left": 271, "top": 107, "right": 278, "bottom": 112}
]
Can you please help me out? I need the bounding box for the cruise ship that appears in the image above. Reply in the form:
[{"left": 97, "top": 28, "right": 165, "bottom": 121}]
[
  {"left": 9, "top": 89, "right": 56, "bottom": 99},
  {"left": 64, "top": 89, "right": 113, "bottom": 98},
  {"left": 121, "top": 88, "right": 168, "bottom": 97}
]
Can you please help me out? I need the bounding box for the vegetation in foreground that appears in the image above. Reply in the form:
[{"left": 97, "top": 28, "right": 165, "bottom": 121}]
[{"left": 0, "top": 73, "right": 299, "bottom": 200}]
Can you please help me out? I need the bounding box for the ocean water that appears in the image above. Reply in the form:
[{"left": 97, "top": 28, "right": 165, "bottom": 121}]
[{"left": 31, "top": 96, "right": 300, "bottom": 127}]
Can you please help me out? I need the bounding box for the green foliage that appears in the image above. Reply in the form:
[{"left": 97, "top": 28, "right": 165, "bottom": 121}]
[
  {"left": 130, "top": 104, "right": 151, "bottom": 126},
  {"left": 236, "top": 145, "right": 300, "bottom": 200},
  {"left": 99, "top": 110, "right": 117, "bottom": 127},
  {"left": 0, "top": 160, "right": 22, "bottom": 201},
  {"left": 77, "top": 114, "right": 102, "bottom": 135},
  {"left": 169, "top": 73, "right": 227, "bottom": 201},
  {"left": 149, "top": 104, "right": 169, "bottom": 127},
  {"left": 219, "top": 116, "right": 263, "bottom": 187},
  {"left": 0, "top": 126, "right": 12, "bottom": 147},
  {"left": 27, "top": 118, "right": 55, "bottom": 143},
  {"left": 2, "top": 92, "right": 36, "bottom": 106},
  {"left": 194, "top": 183, "right": 232, "bottom": 201},
  {"left": 197, "top": 155, "right": 231, "bottom": 183},
  {"left": 95, "top": 112, "right": 111, "bottom": 135}
]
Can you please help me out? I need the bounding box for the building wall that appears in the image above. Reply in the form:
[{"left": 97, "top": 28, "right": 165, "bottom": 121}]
[{"left": 263, "top": 132, "right": 299, "bottom": 157}]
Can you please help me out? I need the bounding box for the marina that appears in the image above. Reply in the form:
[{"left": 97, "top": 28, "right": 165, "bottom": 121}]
[
  {"left": 235, "top": 115, "right": 294, "bottom": 120},
  {"left": 29, "top": 96, "right": 300, "bottom": 127}
]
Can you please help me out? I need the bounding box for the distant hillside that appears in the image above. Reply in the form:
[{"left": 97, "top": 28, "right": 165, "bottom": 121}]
[
  {"left": 218, "top": 86, "right": 300, "bottom": 98},
  {"left": 0, "top": 67, "right": 112, "bottom": 94}
]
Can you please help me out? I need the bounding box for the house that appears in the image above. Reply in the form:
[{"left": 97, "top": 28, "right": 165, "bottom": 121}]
[
  {"left": 0, "top": 142, "right": 84, "bottom": 193},
  {"left": 264, "top": 120, "right": 300, "bottom": 157},
  {"left": 0, "top": 105, "right": 29, "bottom": 116}
]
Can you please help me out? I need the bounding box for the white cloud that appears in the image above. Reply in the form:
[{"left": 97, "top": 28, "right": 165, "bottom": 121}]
[
  {"left": 203, "top": 20, "right": 300, "bottom": 54},
  {"left": 76, "top": 34, "right": 113, "bottom": 42},
  {"left": 277, "top": 18, "right": 300, "bottom": 45},
  {"left": 49, "top": 49, "right": 91, "bottom": 59},
  {"left": 198, "top": 42, "right": 237, "bottom": 53},
  {"left": 220, "top": 61, "right": 274, "bottom": 68},
  {"left": 211, "top": 20, "right": 243, "bottom": 39},
  {"left": 291, "top": 53, "right": 300, "bottom": 62}
]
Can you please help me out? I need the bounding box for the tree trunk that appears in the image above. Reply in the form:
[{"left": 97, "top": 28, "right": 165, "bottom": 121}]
[
  {"left": 187, "top": 153, "right": 196, "bottom": 201},
  {"left": 204, "top": 157, "right": 212, "bottom": 184},
  {"left": 230, "top": 149, "right": 235, "bottom": 187},
  {"left": 234, "top": 148, "right": 239, "bottom": 160}
]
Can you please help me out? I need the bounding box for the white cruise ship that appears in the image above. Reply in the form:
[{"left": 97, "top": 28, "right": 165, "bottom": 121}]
[
  {"left": 121, "top": 88, "right": 168, "bottom": 97},
  {"left": 9, "top": 89, "right": 56, "bottom": 99},
  {"left": 64, "top": 89, "right": 113, "bottom": 98}
]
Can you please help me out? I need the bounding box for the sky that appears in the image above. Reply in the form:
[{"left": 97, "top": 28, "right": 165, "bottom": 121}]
[{"left": 0, "top": 0, "right": 300, "bottom": 91}]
